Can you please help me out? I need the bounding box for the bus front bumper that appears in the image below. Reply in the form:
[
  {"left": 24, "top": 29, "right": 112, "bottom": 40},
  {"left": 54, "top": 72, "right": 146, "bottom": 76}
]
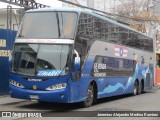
[{"left": 9, "top": 85, "right": 70, "bottom": 103}]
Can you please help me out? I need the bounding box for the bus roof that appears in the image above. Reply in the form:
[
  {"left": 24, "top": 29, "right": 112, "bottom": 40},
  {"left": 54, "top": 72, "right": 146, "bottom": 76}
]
[{"left": 26, "top": 7, "right": 152, "bottom": 39}]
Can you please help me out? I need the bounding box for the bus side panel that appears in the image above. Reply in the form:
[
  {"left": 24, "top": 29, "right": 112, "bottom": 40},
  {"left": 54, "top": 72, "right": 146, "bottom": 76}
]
[
  {"left": 78, "top": 55, "right": 135, "bottom": 101},
  {"left": 77, "top": 40, "right": 154, "bottom": 102},
  {"left": 87, "top": 41, "right": 136, "bottom": 98},
  {"left": 69, "top": 56, "right": 95, "bottom": 102},
  {"left": 96, "top": 77, "right": 133, "bottom": 98},
  {"left": 134, "top": 49, "right": 154, "bottom": 91}
]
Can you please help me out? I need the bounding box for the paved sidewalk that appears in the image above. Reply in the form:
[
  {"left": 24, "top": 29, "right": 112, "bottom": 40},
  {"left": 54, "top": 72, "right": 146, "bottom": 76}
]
[{"left": 0, "top": 95, "right": 26, "bottom": 105}]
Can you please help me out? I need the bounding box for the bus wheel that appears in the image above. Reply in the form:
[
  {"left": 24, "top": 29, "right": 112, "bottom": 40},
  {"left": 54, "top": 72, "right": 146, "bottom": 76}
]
[
  {"left": 133, "top": 81, "right": 138, "bottom": 96},
  {"left": 138, "top": 81, "right": 142, "bottom": 94},
  {"left": 82, "top": 84, "right": 94, "bottom": 107}
]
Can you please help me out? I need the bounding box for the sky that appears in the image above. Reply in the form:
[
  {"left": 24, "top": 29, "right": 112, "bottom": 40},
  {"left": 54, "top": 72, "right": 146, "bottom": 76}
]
[{"left": 0, "top": 0, "right": 62, "bottom": 8}]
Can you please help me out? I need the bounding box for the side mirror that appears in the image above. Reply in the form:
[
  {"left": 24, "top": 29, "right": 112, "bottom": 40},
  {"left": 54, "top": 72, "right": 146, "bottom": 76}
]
[
  {"left": 72, "top": 50, "right": 80, "bottom": 71},
  {"left": 71, "top": 50, "right": 81, "bottom": 81},
  {"left": 74, "top": 56, "right": 80, "bottom": 71}
]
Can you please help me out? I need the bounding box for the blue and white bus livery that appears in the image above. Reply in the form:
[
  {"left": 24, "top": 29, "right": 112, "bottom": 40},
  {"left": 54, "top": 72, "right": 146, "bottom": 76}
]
[{"left": 9, "top": 7, "right": 154, "bottom": 107}]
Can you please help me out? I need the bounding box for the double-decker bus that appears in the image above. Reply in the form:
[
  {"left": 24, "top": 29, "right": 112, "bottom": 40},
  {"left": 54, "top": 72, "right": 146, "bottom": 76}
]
[{"left": 9, "top": 8, "right": 154, "bottom": 107}]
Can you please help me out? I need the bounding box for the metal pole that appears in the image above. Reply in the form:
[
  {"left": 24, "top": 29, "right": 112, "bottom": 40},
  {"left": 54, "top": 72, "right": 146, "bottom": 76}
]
[{"left": 7, "top": 5, "right": 12, "bottom": 30}]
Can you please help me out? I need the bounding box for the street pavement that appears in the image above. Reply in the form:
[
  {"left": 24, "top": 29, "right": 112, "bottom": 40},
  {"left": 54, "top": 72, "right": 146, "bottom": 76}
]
[{"left": 0, "top": 86, "right": 160, "bottom": 120}]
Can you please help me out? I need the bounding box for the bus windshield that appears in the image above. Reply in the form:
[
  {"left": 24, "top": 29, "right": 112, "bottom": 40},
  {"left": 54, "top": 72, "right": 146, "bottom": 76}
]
[
  {"left": 12, "top": 44, "right": 71, "bottom": 76},
  {"left": 18, "top": 12, "right": 77, "bottom": 39}
]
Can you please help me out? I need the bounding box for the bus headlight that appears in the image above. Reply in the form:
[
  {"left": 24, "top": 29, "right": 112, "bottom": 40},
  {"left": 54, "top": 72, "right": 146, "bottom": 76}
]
[
  {"left": 9, "top": 80, "right": 25, "bottom": 88},
  {"left": 46, "top": 83, "right": 67, "bottom": 91}
]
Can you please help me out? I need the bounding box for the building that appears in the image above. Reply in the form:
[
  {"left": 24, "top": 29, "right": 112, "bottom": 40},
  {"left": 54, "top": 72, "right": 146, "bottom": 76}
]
[
  {"left": 0, "top": 8, "right": 24, "bottom": 31},
  {"left": 62, "top": 0, "right": 120, "bottom": 13},
  {"left": 104, "top": 0, "right": 121, "bottom": 13},
  {"left": 62, "top": 0, "right": 87, "bottom": 8}
]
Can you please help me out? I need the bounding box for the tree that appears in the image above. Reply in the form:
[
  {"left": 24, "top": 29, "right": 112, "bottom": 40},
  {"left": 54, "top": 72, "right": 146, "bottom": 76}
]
[{"left": 115, "top": 0, "right": 160, "bottom": 35}]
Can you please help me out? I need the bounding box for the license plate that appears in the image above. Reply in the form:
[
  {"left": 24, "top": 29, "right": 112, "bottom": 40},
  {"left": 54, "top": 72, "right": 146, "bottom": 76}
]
[{"left": 29, "top": 95, "right": 39, "bottom": 100}]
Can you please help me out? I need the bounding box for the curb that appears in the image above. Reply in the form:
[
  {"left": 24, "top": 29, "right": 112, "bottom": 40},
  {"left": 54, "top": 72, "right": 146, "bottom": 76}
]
[{"left": 0, "top": 95, "right": 9, "bottom": 98}]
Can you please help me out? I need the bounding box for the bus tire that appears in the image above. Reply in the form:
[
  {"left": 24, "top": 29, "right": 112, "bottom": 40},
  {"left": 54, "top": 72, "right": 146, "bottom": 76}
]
[
  {"left": 133, "top": 81, "right": 138, "bottom": 96},
  {"left": 138, "top": 81, "right": 142, "bottom": 94},
  {"left": 82, "top": 84, "right": 94, "bottom": 107}
]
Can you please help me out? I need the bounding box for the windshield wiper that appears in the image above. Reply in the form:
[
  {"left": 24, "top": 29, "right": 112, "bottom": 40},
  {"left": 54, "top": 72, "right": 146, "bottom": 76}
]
[
  {"left": 18, "top": 33, "right": 24, "bottom": 37},
  {"left": 57, "top": 66, "right": 66, "bottom": 78},
  {"left": 56, "top": 13, "right": 61, "bottom": 38},
  {"left": 12, "top": 68, "right": 19, "bottom": 74}
]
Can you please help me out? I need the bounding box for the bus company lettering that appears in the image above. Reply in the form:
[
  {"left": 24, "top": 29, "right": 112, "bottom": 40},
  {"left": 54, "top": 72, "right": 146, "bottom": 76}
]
[
  {"left": 37, "top": 70, "right": 61, "bottom": 76},
  {"left": 0, "top": 50, "right": 11, "bottom": 57},
  {"left": 0, "top": 39, "right": 11, "bottom": 57},
  {"left": 28, "top": 79, "right": 42, "bottom": 82},
  {"left": 94, "top": 63, "right": 107, "bottom": 72},
  {"left": 0, "top": 39, "right": 6, "bottom": 47},
  {"left": 94, "top": 63, "right": 106, "bottom": 77}
]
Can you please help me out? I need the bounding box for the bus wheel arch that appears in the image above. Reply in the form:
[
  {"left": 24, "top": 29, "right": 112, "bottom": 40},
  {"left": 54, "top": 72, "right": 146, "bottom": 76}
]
[
  {"left": 137, "top": 79, "right": 144, "bottom": 94},
  {"left": 81, "top": 80, "right": 98, "bottom": 107},
  {"left": 90, "top": 80, "right": 98, "bottom": 104}
]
